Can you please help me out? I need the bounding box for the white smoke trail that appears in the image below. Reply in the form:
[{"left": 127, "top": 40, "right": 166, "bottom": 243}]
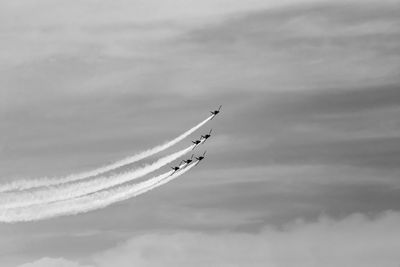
[
  {"left": 0, "top": 116, "right": 212, "bottom": 192},
  {"left": 0, "top": 145, "right": 193, "bottom": 209},
  {"left": 0, "top": 163, "right": 196, "bottom": 223}
]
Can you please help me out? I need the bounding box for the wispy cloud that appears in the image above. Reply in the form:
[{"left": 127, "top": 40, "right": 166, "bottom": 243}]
[{"left": 18, "top": 211, "right": 400, "bottom": 267}]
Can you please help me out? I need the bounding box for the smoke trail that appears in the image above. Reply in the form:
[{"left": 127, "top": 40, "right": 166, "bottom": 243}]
[
  {"left": 0, "top": 163, "right": 196, "bottom": 222},
  {"left": 0, "top": 115, "right": 212, "bottom": 192},
  {"left": 0, "top": 146, "right": 193, "bottom": 209}
]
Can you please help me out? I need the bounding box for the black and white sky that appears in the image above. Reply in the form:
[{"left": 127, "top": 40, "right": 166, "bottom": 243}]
[{"left": 1, "top": 0, "right": 400, "bottom": 266}]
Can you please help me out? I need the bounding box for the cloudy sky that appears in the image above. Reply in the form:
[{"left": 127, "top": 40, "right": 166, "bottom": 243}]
[{"left": 1, "top": 0, "right": 400, "bottom": 266}]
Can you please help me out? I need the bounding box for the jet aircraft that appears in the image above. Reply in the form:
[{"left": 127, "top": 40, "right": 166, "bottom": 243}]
[
  {"left": 192, "top": 139, "right": 203, "bottom": 150},
  {"left": 195, "top": 151, "right": 206, "bottom": 165},
  {"left": 201, "top": 129, "right": 212, "bottom": 143},
  {"left": 183, "top": 154, "right": 194, "bottom": 165},
  {"left": 210, "top": 105, "right": 222, "bottom": 119},
  {"left": 170, "top": 160, "right": 183, "bottom": 175}
]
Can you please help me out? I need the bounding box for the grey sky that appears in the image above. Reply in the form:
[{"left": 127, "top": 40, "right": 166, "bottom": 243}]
[{"left": 1, "top": 0, "right": 400, "bottom": 266}]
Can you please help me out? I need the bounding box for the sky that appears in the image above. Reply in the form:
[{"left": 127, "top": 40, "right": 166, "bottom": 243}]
[{"left": 1, "top": 0, "right": 400, "bottom": 266}]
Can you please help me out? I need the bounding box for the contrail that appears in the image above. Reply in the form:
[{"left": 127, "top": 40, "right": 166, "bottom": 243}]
[
  {"left": 0, "top": 163, "right": 196, "bottom": 222},
  {"left": 0, "top": 146, "right": 193, "bottom": 209},
  {"left": 0, "top": 115, "right": 212, "bottom": 192}
]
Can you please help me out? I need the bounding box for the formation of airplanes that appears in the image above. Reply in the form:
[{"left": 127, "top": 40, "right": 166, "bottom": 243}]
[{"left": 169, "top": 106, "right": 221, "bottom": 176}]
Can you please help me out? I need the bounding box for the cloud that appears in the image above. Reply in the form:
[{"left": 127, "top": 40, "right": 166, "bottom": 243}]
[
  {"left": 92, "top": 211, "right": 400, "bottom": 266},
  {"left": 180, "top": 1, "right": 400, "bottom": 91},
  {"left": 0, "top": 0, "right": 350, "bottom": 66},
  {"left": 2, "top": 0, "right": 399, "bottom": 67},
  {"left": 20, "top": 210, "right": 400, "bottom": 267},
  {"left": 18, "top": 257, "right": 91, "bottom": 267},
  {"left": 264, "top": 136, "right": 400, "bottom": 169},
  {"left": 272, "top": 85, "right": 400, "bottom": 115}
]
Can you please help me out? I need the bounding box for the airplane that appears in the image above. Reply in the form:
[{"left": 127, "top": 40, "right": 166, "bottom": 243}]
[
  {"left": 192, "top": 139, "right": 202, "bottom": 150},
  {"left": 195, "top": 151, "right": 206, "bottom": 165},
  {"left": 210, "top": 105, "right": 222, "bottom": 119},
  {"left": 170, "top": 160, "right": 183, "bottom": 175},
  {"left": 201, "top": 129, "right": 212, "bottom": 143},
  {"left": 183, "top": 154, "right": 194, "bottom": 165}
]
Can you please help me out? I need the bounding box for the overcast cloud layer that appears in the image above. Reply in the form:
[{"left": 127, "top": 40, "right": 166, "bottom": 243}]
[{"left": 1, "top": 0, "right": 400, "bottom": 266}]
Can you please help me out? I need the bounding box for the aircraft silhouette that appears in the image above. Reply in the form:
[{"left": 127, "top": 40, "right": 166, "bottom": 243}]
[
  {"left": 201, "top": 129, "right": 212, "bottom": 143},
  {"left": 210, "top": 105, "right": 222, "bottom": 119},
  {"left": 183, "top": 154, "right": 194, "bottom": 165},
  {"left": 192, "top": 139, "right": 202, "bottom": 150},
  {"left": 170, "top": 160, "right": 183, "bottom": 175},
  {"left": 195, "top": 151, "right": 206, "bottom": 165}
]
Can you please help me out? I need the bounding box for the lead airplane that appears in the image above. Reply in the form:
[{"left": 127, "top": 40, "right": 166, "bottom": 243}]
[{"left": 210, "top": 105, "right": 222, "bottom": 119}]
